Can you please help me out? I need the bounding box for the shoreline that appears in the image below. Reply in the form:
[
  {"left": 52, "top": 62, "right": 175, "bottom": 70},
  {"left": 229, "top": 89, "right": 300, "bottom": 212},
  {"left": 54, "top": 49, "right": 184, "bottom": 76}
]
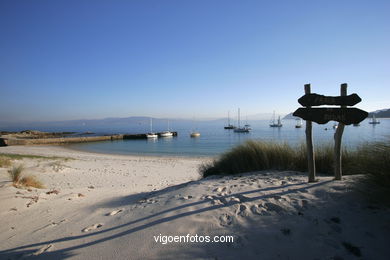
[{"left": 0, "top": 144, "right": 214, "bottom": 161}]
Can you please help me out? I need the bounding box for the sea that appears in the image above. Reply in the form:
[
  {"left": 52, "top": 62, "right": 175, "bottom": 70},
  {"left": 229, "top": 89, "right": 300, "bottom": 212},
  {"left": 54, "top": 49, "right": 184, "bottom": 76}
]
[{"left": 65, "top": 119, "right": 389, "bottom": 157}]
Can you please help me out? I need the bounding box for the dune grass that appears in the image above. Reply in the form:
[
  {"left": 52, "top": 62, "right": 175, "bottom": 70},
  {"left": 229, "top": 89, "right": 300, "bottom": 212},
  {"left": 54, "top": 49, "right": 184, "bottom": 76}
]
[
  {"left": 349, "top": 141, "right": 390, "bottom": 187},
  {"left": 200, "top": 140, "right": 337, "bottom": 176},
  {"left": 8, "top": 164, "right": 44, "bottom": 189},
  {"left": 8, "top": 164, "right": 24, "bottom": 183},
  {"left": 0, "top": 156, "right": 12, "bottom": 167},
  {"left": 200, "top": 140, "right": 390, "bottom": 189}
]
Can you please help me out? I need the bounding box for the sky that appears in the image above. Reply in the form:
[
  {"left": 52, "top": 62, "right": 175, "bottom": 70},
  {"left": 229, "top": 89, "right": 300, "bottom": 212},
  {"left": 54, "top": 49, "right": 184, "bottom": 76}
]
[{"left": 1, "top": 0, "right": 389, "bottom": 123}]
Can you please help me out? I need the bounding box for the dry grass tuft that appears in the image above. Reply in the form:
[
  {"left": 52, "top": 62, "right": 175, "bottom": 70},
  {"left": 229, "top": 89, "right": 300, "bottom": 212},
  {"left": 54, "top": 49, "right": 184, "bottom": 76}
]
[
  {"left": 19, "top": 175, "right": 45, "bottom": 189},
  {"left": 8, "top": 164, "right": 44, "bottom": 189},
  {"left": 8, "top": 165, "right": 24, "bottom": 183}
]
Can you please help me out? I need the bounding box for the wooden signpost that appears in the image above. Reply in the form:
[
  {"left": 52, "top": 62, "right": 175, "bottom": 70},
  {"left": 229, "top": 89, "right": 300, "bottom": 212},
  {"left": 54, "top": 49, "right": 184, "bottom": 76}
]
[
  {"left": 293, "top": 83, "right": 368, "bottom": 182},
  {"left": 293, "top": 107, "right": 368, "bottom": 125},
  {"left": 298, "top": 93, "right": 362, "bottom": 107}
]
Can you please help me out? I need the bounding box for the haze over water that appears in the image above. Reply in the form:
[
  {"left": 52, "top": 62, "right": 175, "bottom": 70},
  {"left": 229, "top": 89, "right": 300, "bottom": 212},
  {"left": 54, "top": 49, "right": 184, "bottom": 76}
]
[{"left": 68, "top": 119, "right": 390, "bottom": 157}]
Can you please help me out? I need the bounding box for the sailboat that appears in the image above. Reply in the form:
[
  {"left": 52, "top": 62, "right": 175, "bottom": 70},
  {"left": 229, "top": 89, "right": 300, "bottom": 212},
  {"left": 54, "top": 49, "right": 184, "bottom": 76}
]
[
  {"left": 295, "top": 118, "right": 303, "bottom": 128},
  {"left": 160, "top": 120, "right": 173, "bottom": 137},
  {"left": 146, "top": 118, "right": 158, "bottom": 138},
  {"left": 244, "top": 116, "right": 252, "bottom": 130},
  {"left": 224, "top": 111, "right": 235, "bottom": 129},
  {"left": 234, "top": 108, "right": 250, "bottom": 132},
  {"left": 369, "top": 114, "right": 380, "bottom": 124},
  {"left": 270, "top": 111, "right": 283, "bottom": 127}
]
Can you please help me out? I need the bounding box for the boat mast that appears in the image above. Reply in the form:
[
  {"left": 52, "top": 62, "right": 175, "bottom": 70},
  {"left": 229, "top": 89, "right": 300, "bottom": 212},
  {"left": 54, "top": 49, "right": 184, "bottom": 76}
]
[
  {"left": 228, "top": 111, "right": 230, "bottom": 126},
  {"left": 273, "top": 111, "right": 276, "bottom": 124},
  {"left": 238, "top": 108, "right": 241, "bottom": 128}
]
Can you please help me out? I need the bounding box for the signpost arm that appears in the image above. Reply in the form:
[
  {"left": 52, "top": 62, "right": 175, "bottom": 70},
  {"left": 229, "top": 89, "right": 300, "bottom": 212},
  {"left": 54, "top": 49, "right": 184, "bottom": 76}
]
[
  {"left": 334, "top": 83, "right": 347, "bottom": 180},
  {"left": 305, "top": 84, "right": 316, "bottom": 182}
]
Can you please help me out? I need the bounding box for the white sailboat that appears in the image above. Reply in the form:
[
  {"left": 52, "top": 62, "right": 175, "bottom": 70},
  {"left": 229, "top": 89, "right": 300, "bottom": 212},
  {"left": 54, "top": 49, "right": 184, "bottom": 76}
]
[
  {"left": 270, "top": 111, "right": 283, "bottom": 127},
  {"left": 369, "top": 114, "right": 380, "bottom": 124},
  {"left": 234, "top": 108, "right": 250, "bottom": 133},
  {"left": 146, "top": 118, "right": 158, "bottom": 138},
  {"left": 160, "top": 120, "right": 173, "bottom": 137},
  {"left": 244, "top": 116, "right": 252, "bottom": 130}
]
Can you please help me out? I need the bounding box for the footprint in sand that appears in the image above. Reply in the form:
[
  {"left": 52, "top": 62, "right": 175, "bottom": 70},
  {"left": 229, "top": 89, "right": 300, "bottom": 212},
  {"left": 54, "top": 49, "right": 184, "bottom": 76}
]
[
  {"left": 219, "top": 214, "right": 233, "bottom": 226},
  {"left": 264, "top": 202, "right": 286, "bottom": 214},
  {"left": 107, "top": 209, "right": 123, "bottom": 216},
  {"left": 33, "top": 244, "right": 53, "bottom": 256},
  {"left": 251, "top": 205, "right": 263, "bottom": 215},
  {"left": 236, "top": 204, "right": 249, "bottom": 217},
  {"left": 82, "top": 223, "right": 103, "bottom": 232}
]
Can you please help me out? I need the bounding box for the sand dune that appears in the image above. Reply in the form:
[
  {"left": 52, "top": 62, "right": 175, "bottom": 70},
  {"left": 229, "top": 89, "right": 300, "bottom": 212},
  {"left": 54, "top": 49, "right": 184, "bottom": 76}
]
[{"left": 0, "top": 146, "right": 389, "bottom": 259}]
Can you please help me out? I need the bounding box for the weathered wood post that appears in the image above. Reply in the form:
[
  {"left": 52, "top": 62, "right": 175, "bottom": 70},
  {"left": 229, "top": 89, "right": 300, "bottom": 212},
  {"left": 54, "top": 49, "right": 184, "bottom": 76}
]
[
  {"left": 333, "top": 83, "right": 347, "bottom": 180},
  {"left": 304, "top": 84, "right": 316, "bottom": 182},
  {"left": 293, "top": 83, "right": 368, "bottom": 183}
]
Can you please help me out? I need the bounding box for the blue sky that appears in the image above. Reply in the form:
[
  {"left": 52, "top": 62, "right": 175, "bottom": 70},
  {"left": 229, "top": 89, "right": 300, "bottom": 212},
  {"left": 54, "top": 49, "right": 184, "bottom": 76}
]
[{"left": 1, "top": 0, "right": 389, "bottom": 122}]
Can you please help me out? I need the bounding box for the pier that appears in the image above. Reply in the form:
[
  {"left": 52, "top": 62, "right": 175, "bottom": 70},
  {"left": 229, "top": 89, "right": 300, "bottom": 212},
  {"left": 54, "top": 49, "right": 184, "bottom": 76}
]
[{"left": 0, "top": 132, "right": 178, "bottom": 146}]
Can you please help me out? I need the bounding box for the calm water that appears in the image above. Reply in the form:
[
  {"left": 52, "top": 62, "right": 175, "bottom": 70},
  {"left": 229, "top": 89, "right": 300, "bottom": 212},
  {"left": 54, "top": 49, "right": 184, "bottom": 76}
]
[{"left": 67, "top": 119, "right": 390, "bottom": 157}]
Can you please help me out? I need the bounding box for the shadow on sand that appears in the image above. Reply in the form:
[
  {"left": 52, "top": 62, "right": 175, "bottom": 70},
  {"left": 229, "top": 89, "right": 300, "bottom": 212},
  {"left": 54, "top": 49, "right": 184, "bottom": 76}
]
[{"left": 1, "top": 178, "right": 333, "bottom": 259}]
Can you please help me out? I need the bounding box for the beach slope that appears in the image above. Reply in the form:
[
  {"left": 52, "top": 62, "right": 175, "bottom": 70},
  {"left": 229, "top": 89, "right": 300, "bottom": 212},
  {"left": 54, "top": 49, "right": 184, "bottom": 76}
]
[{"left": 0, "top": 146, "right": 389, "bottom": 259}]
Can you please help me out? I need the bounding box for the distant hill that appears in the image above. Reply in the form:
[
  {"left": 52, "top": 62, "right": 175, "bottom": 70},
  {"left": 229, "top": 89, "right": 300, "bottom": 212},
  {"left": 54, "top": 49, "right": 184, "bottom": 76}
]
[
  {"left": 283, "top": 113, "right": 298, "bottom": 120},
  {"left": 369, "top": 108, "right": 390, "bottom": 118}
]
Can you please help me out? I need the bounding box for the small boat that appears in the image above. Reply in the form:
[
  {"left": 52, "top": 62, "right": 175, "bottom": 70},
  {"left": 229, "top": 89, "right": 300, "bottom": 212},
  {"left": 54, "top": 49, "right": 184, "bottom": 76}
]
[
  {"left": 224, "top": 111, "right": 236, "bottom": 129},
  {"left": 234, "top": 127, "right": 250, "bottom": 133},
  {"left": 190, "top": 118, "right": 200, "bottom": 137},
  {"left": 160, "top": 131, "right": 173, "bottom": 137},
  {"left": 146, "top": 118, "right": 158, "bottom": 138},
  {"left": 234, "top": 108, "right": 250, "bottom": 132},
  {"left": 333, "top": 123, "right": 338, "bottom": 129},
  {"left": 369, "top": 115, "right": 380, "bottom": 124},
  {"left": 160, "top": 120, "right": 173, "bottom": 137},
  {"left": 270, "top": 111, "right": 282, "bottom": 127},
  {"left": 353, "top": 123, "right": 360, "bottom": 127},
  {"left": 190, "top": 132, "right": 200, "bottom": 138},
  {"left": 295, "top": 119, "right": 303, "bottom": 128}
]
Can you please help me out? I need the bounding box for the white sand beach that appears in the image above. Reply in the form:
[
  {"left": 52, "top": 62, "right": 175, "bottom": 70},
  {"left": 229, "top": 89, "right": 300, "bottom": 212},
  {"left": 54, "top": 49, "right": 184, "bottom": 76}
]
[{"left": 0, "top": 146, "right": 389, "bottom": 259}]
